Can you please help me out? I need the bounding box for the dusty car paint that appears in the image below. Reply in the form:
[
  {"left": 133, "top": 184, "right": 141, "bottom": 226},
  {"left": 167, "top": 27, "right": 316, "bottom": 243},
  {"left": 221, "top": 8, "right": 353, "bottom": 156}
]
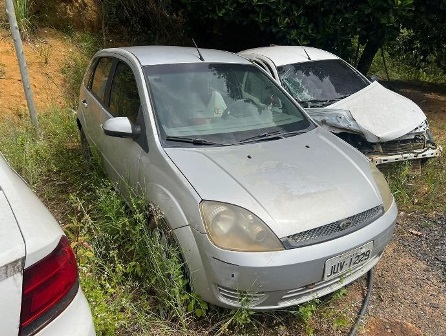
[
  {"left": 165, "top": 128, "right": 383, "bottom": 238},
  {"left": 77, "top": 46, "right": 397, "bottom": 309}
]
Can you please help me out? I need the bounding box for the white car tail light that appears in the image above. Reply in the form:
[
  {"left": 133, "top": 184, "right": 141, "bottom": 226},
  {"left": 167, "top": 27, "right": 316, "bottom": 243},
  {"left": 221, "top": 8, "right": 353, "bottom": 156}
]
[{"left": 20, "top": 236, "right": 79, "bottom": 335}]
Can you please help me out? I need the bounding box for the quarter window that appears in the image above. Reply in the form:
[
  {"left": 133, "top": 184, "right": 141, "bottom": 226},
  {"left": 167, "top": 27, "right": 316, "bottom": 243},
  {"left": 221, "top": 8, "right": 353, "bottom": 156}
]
[{"left": 90, "top": 57, "right": 113, "bottom": 103}]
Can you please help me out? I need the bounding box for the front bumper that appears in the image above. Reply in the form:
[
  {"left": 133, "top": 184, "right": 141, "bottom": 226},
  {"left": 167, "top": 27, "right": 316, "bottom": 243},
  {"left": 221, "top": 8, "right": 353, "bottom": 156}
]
[
  {"left": 369, "top": 146, "right": 442, "bottom": 165},
  {"left": 191, "top": 200, "right": 397, "bottom": 309}
]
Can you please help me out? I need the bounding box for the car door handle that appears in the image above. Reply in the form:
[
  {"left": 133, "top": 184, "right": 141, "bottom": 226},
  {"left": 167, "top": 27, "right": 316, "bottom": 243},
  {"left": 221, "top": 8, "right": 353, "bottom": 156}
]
[{"left": 82, "top": 99, "right": 88, "bottom": 108}]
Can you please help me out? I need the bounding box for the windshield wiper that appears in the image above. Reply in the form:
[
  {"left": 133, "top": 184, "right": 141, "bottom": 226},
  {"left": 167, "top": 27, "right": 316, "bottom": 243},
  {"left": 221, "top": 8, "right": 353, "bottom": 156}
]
[
  {"left": 166, "top": 136, "right": 229, "bottom": 146},
  {"left": 281, "top": 130, "right": 306, "bottom": 138},
  {"left": 298, "top": 95, "right": 351, "bottom": 108},
  {"left": 239, "top": 130, "right": 284, "bottom": 144}
]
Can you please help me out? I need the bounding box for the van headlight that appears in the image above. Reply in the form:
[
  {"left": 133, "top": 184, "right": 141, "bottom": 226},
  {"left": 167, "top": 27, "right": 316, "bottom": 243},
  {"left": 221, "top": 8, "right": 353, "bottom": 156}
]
[
  {"left": 370, "top": 162, "right": 394, "bottom": 212},
  {"left": 200, "top": 201, "right": 284, "bottom": 252}
]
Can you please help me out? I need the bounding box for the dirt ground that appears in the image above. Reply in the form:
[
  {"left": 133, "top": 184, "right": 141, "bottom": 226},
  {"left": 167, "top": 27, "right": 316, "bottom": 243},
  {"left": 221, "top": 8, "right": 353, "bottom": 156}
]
[
  {"left": 0, "top": 28, "right": 69, "bottom": 121},
  {"left": 0, "top": 28, "right": 445, "bottom": 336}
]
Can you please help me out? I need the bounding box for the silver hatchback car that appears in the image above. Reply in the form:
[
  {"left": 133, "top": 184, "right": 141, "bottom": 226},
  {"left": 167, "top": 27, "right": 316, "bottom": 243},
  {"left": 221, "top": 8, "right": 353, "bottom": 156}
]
[{"left": 76, "top": 46, "right": 397, "bottom": 309}]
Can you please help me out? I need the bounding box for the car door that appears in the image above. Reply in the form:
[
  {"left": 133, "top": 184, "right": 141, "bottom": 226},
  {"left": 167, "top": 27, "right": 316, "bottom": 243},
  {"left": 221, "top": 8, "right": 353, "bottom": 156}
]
[
  {"left": 102, "top": 60, "right": 147, "bottom": 198},
  {"left": 84, "top": 56, "right": 147, "bottom": 198},
  {"left": 80, "top": 57, "right": 114, "bottom": 148}
]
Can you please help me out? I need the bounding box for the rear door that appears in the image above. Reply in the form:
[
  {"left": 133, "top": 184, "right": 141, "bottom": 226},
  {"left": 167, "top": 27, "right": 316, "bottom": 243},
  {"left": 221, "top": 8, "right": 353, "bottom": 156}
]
[
  {"left": 79, "top": 57, "right": 114, "bottom": 149},
  {"left": 0, "top": 188, "right": 25, "bottom": 336}
]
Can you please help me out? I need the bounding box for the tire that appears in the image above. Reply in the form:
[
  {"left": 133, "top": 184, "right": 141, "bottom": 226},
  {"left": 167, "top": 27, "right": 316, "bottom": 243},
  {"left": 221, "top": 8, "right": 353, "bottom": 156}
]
[
  {"left": 79, "top": 127, "right": 93, "bottom": 163},
  {"left": 149, "top": 215, "right": 191, "bottom": 288}
]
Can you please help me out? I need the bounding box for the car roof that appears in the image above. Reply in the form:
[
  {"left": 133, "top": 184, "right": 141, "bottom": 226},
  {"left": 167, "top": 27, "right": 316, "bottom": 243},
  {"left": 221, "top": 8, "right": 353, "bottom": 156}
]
[
  {"left": 97, "top": 46, "right": 251, "bottom": 66},
  {"left": 238, "top": 46, "right": 339, "bottom": 66}
]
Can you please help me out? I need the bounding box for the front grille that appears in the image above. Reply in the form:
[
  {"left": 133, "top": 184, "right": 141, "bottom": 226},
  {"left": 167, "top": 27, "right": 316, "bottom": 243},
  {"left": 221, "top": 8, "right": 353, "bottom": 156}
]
[
  {"left": 281, "top": 205, "right": 384, "bottom": 249},
  {"left": 217, "top": 286, "right": 266, "bottom": 306},
  {"left": 380, "top": 138, "right": 426, "bottom": 154}
]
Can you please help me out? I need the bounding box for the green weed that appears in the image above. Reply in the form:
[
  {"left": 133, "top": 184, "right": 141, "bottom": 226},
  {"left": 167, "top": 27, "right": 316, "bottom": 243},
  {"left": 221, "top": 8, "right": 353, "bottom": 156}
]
[
  {"left": 290, "top": 299, "right": 321, "bottom": 335},
  {"left": 2, "top": 60, "right": 444, "bottom": 335},
  {"left": 13, "top": 0, "right": 33, "bottom": 39},
  {"left": 0, "top": 108, "right": 200, "bottom": 334},
  {"left": 62, "top": 32, "right": 101, "bottom": 108},
  {"left": 39, "top": 43, "right": 50, "bottom": 64},
  {"left": 369, "top": 45, "right": 446, "bottom": 83},
  {"left": 383, "top": 154, "right": 446, "bottom": 213}
]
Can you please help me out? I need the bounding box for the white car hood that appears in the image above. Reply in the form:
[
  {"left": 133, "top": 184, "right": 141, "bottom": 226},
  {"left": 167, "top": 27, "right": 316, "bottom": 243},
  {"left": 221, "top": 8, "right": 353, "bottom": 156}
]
[
  {"left": 166, "top": 128, "right": 382, "bottom": 238},
  {"left": 328, "top": 81, "right": 426, "bottom": 142}
]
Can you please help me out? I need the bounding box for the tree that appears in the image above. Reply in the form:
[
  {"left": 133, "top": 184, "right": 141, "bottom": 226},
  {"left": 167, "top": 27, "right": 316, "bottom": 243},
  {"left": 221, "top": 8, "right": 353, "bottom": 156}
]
[
  {"left": 175, "top": 0, "right": 414, "bottom": 75},
  {"left": 395, "top": 0, "right": 446, "bottom": 73}
]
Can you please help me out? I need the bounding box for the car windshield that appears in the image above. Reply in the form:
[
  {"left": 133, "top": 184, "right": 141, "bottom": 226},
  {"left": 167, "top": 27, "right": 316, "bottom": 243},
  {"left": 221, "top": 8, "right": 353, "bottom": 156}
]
[
  {"left": 277, "top": 59, "right": 369, "bottom": 108},
  {"left": 145, "top": 63, "right": 313, "bottom": 147}
]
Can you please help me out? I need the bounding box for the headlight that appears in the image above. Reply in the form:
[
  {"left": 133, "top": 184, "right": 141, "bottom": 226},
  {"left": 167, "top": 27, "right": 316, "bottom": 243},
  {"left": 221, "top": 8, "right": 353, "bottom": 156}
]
[
  {"left": 200, "top": 201, "right": 284, "bottom": 252},
  {"left": 370, "top": 162, "right": 394, "bottom": 212}
]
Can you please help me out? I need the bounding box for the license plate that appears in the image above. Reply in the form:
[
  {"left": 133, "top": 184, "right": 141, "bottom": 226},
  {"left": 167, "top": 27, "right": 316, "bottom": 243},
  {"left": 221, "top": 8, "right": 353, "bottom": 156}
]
[{"left": 324, "top": 241, "right": 373, "bottom": 280}]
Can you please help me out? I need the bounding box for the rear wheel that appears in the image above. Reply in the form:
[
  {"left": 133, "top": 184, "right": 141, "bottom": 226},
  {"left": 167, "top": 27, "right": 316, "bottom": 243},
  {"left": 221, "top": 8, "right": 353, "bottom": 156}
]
[{"left": 79, "top": 127, "right": 92, "bottom": 163}]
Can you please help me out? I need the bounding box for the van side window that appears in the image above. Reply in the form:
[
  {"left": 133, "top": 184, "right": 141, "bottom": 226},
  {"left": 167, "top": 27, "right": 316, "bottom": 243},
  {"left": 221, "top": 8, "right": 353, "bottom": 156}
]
[
  {"left": 109, "top": 62, "right": 141, "bottom": 124},
  {"left": 90, "top": 57, "right": 113, "bottom": 103}
]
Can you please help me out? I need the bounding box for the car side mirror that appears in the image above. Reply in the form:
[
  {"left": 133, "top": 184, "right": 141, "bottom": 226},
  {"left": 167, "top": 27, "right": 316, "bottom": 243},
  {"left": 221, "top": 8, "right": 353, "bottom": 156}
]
[{"left": 102, "top": 117, "right": 141, "bottom": 138}]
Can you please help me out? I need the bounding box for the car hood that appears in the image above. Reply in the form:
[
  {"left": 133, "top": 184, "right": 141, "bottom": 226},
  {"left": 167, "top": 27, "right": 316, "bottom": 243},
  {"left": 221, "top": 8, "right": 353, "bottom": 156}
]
[
  {"left": 165, "top": 128, "right": 382, "bottom": 238},
  {"left": 328, "top": 81, "right": 426, "bottom": 142}
]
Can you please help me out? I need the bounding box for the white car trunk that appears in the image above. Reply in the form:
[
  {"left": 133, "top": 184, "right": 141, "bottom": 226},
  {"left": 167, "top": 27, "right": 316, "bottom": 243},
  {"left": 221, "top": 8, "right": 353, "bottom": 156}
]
[
  {"left": 328, "top": 81, "right": 426, "bottom": 142},
  {"left": 0, "top": 189, "right": 25, "bottom": 336}
]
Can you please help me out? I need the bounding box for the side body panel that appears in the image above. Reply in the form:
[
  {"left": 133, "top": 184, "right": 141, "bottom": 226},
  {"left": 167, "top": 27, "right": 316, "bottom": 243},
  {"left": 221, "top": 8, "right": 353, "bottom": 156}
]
[{"left": 0, "top": 190, "right": 25, "bottom": 336}]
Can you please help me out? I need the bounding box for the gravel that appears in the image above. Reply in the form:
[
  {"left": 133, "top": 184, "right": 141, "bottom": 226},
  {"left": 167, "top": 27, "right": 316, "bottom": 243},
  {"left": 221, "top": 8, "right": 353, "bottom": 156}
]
[
  {"left": 398, "top": 212, "right": 446, "bottom": 281},
  {"left": 361, "top": 211, "right": 446, "bottom": 336}
]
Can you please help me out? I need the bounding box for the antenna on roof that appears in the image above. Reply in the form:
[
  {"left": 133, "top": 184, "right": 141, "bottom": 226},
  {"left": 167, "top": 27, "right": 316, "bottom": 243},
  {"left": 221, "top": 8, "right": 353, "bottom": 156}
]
[
  {"left": 192, "top": 39, "right": 205, "bottom": 62},
  {"left": 303, "top": 47, "right": 311, "bottom": 61}
]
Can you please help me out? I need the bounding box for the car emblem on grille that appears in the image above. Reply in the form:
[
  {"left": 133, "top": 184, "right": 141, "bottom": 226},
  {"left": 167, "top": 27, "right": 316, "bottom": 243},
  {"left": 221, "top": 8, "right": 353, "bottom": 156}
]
[{"left": 339, "top": 219, "right": 353, "bottom": 230}]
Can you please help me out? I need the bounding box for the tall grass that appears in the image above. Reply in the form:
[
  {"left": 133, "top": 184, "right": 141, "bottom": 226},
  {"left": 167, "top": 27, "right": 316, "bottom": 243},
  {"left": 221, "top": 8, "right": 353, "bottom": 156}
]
[
  {"left": 0, "top": 109, "right": 198, "bottom": 335},
  {"left": 0, "top": 104, "right": 362, "bottom": 335},
  {"left": 62, "top": 33, "right": 102, "bottom": 108},
  {"left": 3, "top": 29, "right": 444, "bottom": 334},
  {"left": 369, "top": 47, "right": 446, "bottom": 84},
  {"left": 384, "top": 155, "right": 446, "bottom": 214},
  {"left": 14, "top": 0, "right": 32, "bottom": 39}
]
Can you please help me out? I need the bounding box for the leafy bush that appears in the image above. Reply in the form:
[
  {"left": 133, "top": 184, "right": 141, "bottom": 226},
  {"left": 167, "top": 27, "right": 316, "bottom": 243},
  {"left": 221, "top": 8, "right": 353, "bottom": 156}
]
[{"left": 101, "top": 0, "right": 185, "bottom": 45}]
